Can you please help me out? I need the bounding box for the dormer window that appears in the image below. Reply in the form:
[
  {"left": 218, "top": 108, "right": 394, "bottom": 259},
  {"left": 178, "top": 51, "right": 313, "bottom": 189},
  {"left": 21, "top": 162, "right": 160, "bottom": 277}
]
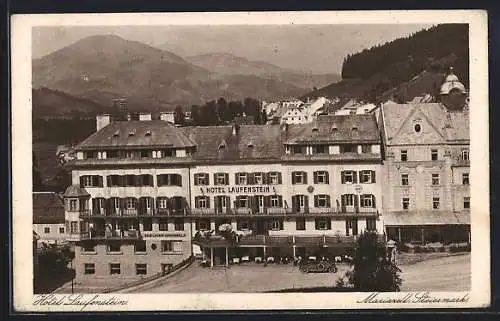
[
  {"left": 312, "top": 126, "right": 319, "bottom": 132},
  {"left": 351, "top": 127, "right": 358, "bottom": 133},
  {"left": 145, "top": 130, "right": 152, "bottom": 137},
  {"left": 218, "top": 143, "right": 226, "bottom": 151},
  {"left": 247, "top": 140, "right": 254, "bottom": 148},
  {"left": 331, "top": 126, "right": 338, "bottom": 133},
  {"left": 112, "top": 130, "right": 119, "bottom": 137},
  {"left": 128, "top": 130, "right": 135, "bottom": 137}
]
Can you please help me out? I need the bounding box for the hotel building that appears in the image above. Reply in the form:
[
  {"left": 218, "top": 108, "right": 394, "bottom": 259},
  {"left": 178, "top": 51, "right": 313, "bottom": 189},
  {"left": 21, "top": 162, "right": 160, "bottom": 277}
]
[
  {"left": 64, "top": 112, "right": 385, "bottom": 278},
  {"left": 379, "top": 69, "right": 471, "bottom": 245}
]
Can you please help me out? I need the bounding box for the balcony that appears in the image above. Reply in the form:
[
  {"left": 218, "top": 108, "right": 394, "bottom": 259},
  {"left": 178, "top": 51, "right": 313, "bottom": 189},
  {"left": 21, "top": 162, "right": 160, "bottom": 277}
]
[
  {"left": 452, "top": 158, "right": 470, "bottom": 167},
  {"left": 80, "top": 229, "right": 141, "bottom": 240},
  {"left": 122, "top": 209, "right": 138, "bottom": 216}
]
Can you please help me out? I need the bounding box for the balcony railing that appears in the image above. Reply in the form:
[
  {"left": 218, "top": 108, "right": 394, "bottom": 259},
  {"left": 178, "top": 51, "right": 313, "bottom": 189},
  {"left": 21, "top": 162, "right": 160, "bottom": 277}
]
[
  {"left": 452, "top": 158, "right": 470, "bottom": 167},
  {"left": 81, "top": 229, "right": 141, "bottom": 240}
]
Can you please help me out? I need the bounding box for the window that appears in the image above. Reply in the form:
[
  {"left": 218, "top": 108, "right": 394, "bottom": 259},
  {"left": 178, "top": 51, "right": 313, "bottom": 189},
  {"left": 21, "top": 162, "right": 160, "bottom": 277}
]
[
  {"left": 401, "top": 150, "right": 408, "bottom": 162},
  {"left": 292, "top": 171, "right": 307, "bottom": 184},
  {"left": 359, "top": 170, "right": 375, "bottom": 184},
  {"left": 296, "top": 218, "right": 306, "bottom": 230},
  {"left": 236, "top": 173, "right": 247, "bottom": 185},
  {"left": 69, "top": 199, "right": 77, "bottom": 211},
  {"left": 107, "top": 175, "right": 123, "bottom": 187},
  {"left": 126, "top": 198, "right": 137, "bottom": 209},
  {"left": 342, "top": 194, "right": 355, "bottom": 206},
  {"left": 82, "top": 241, "right": 95, "bottom": 252},
  {"left": 361, "top": 145, "right": 371, "bottom": 153},
  {"left": 140, "top": 150, "right": 152, "bottom": 158},
  {"left": 157, "top": 174, "right": 182, "bottom": 187},
  {"left": 214, "top": 173, "right": 228, "bottom": 185},
  {"left": 268, "top": 172, "right": 281, "bottom": 184},
  {"left": 84, "top": 263, "right": 95, "bottom": 275},
  {"left": 461, "top": 149, "right": 470, "bottom": 161},
  {"left": 107, "top": 241, "right": 121, "bottom": 253},
  {"left": 110, "top": 263, "right": 121, "bottom": 275},
  {"left": 237, "top": 220, "right": 249, "bottom": 230},
  {"left": 462, "top": 173, "right": 470, "bottom": 185},
  {"left": 401, "top": 174, "right": 409, "bottom": 186},
  {"left": 142, "top": 218, "right": 152, "bottom": 231},
  {"left": 70, "top": 221, "right": 78, "bottom": 233},
  {"left": 270, "top": 220, "right": 283, "bottom": 231},
  {"left": 313, "top": 171, "right": 329, "bottom": 184},
  {"left": 135, "top": 241, "right": 147, "bottom": 253},
  {"left": 402, "top": 198, "right": 410, "bottom": 210},
  {"left": 157, "top": 197, "right": 169, "bottom": 209},
  {"left": 464, "top": 197, "right": 470, "bottom": 209},
  {"left": 313, "top": 145, "right": 326, "bottom": 154},
  {"left": 194, "top": 173, "right": 209, "bottom": 185},
  {"left": 254, "top": 172, "right": 263, "bottom": 185},
  {"left": 340, "top": 144, "right": 357, "bottom": 153},
  {"left": 360, "top": 194, "right": 375, "bottom": 208},
  {"left": 414, "top": 124, "right": 421, "bottom": 133},
  {"left": 79, "top": 175, "right": 103, "bottom": 188},
  {"left": 315, "top": 218, "right": 331, "bottom": 230},
  {"left": 314, "top": 195, "right": 330, "bottom": 208},
  {"left": 161, "top": 240, "right": 182, "bottom": 252},
  {"left": 341, "top": 170, "right": 357, "bottom": 184},
  {"left": 136, "top": 264, "right": 147, "bottom": 275},
  {"left": 431, "top": 149, "right": 439, "bottom": 161},
  {"left": 432, "top": 197, "right": 440, "bottom": 210},
  {"left": 197, "top": 219, "right": 211, "bottom": 231},
  {"left": 174, "top": 219, "right": 184, "bottom": 231},
  {"left": 432, "top": 174, "right": 440, "bottom": 186},
  {"left": 236, "top": 196, "right": 249, "bottom": 208},
  {"left": 195, "top": 196, "right": 209, "bottom": 208},
  {"left": 366, "top": 218, "right": 377, "bottom": 231},
  {"left": 44, "top": 227, "right": 50, "bottom": 234},
  {"left": 270, "top": 195, "right": 281, "bottom": 207},
  {"left": 159, "top": 218, "right": 168, "bottom": 231},
  {"left": 293, "top": 146, "right": 305, "bottom": 154},
  {"left": 59, "top": 227, "right": 65, "bottom": 234}
]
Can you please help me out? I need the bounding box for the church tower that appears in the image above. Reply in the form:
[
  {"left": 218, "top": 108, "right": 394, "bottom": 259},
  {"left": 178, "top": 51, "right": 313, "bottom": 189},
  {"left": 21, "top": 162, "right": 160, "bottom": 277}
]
[{"left": 439, "top": 67, "right": 468, "bottom": 111}]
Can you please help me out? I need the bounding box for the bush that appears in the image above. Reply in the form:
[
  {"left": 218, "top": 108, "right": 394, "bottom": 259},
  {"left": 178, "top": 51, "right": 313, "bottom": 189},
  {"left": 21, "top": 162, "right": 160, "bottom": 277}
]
[
  {"left": 414, "top": 245, "right": 422, "bottom": 253},
  {"left": 438, "top": 246, "right": 446, "bottom": 252}
]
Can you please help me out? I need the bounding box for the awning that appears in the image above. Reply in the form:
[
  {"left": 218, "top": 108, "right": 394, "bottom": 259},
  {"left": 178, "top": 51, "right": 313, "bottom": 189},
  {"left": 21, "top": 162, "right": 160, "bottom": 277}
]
[{"left": 384, "top": 211, "right": 470, "bottom": 226}]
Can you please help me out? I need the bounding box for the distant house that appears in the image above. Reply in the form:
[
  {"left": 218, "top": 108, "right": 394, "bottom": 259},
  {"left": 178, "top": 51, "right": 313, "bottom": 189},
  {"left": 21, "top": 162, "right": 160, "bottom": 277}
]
[
  {"left": 33, "top": 192, "right": 67, "bottom": 246},
  {"left": 56, "top": 145, "right": 76, "bottom": 165}
]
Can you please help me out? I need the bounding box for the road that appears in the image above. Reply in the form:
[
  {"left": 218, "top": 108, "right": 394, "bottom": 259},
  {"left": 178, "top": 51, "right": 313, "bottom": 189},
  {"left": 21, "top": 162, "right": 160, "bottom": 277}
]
[
  {"left": 400, "top": 253, "right": 470, "bottom": 291},
  {"left": 142, "top": 254, "right": 470, "bottom": 293}
]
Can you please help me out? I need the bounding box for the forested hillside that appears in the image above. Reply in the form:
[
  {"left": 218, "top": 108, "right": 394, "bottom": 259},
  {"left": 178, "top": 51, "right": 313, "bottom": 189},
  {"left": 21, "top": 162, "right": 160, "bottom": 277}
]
[{"left": 302, "top": 24, "right": 469, "bottom": 103}]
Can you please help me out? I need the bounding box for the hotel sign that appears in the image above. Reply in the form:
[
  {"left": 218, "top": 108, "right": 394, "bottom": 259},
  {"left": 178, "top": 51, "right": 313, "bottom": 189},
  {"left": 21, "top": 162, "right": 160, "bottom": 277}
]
[
  {"left": 142, "top": 232, "right": 186, "bottom": 238},
  {"left": 199, "top": 185, "right": 278, "bottom": 195}
]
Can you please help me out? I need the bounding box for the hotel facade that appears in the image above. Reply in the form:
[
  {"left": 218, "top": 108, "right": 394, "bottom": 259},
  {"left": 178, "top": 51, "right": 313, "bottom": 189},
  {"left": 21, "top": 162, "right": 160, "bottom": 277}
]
[{"left": 64, "top": 113, "right": 385, "bottom": 280}]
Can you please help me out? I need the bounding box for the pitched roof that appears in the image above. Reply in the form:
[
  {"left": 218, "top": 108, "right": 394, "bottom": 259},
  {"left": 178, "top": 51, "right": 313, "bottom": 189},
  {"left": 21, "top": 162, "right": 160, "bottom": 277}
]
[
  {"left": 76, "top": 120, "right": 196, "bottom": 150},
  {"left": 33, "top": 192, "right": 65, "bottom": 224},
  {"left": 63, "top": 185, "right": 90, "bottom": 197},
  {"left": 381, "top": 102, "right": 469, "bottom": 143},
  {"left": 182, "top": 125, "right": 284, "bottom": 161},
  {"left": 384, "top": 211, "right": 470, "bottom": 226},
  {"left": 285, "top": 114, "right": 381, "bottom": 144}
]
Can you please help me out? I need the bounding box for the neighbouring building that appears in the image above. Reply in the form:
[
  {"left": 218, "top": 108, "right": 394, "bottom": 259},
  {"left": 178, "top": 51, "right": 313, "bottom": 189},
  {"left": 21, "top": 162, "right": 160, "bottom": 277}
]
[
  {"left": 33, "top": 192, "right": 67, "bottom": 246},
  {"left": 64, "top": 119, "right": 194, "bottom": 282},
  {"left": 379, "top": 68, "right": 470, "bottom": 245}
]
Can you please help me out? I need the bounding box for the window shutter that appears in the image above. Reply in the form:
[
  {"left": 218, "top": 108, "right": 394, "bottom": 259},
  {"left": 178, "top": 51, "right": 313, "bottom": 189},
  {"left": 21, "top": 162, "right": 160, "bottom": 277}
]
[
  {"left": 149, "top": 175, "right": 154, "bottom": 186},
  {"left": 371, "top": 170, "right": 376, "bottom": 183},
  {"left": 277, "top": 172, "right": 282, "bottom": 184},
  {"left": 354, "top": 195, "right": 359, "bottom": 212},
  {"left": 79, "top": 176, "right": 85, "bottom": 187},
  {"left": 207, "top": 197, "right": 211, "bottom": 209},
  {"left": 313, "top": 172, "right": 318, "bottom": 184},
  {"left": 106, "top": 176, "right": 111, "bottom": 187},
  {"left": 327, "top": 219, "right": 332, "bottom": 230},
  {"left": 325, "top": 172, "right": 330, "bottom": 184},
  {"left": 341, "top": 171, "right": 345, "bottom": 184},
  {"left": 135, "top": 175, "right": 141, "bottom": 186},
  {"left": 326, "top": 195, "right": 331, "bottom": 208},
  {"left": 291, "top": 195, "right": 297, "bottom": 212},
  {"left": 303, "top": 172, "right": 308, "bottom": 184},
  {"left": 280, "top": 219, "right": 284, "bottom": 230},
  {"left": 226, "top": 196, "right": 231, "bottom": 209},
  {"left": 120, "top": 198, "right": 125, "bottom": 211},
  {"left": 372, "top": 195, "right": 376, "bottom": 208},
  {"left": 248, "top": 173, "right": 255, "bottom": 185},
  {"left": 314, "top": 195, "right": 318, "bottom": 207},
  {"left": 264, "top": 196, "right": 271, "bottom": 208},
  {"left": 98, "top": 176, "right": 103, "bottom": 187},
  {"left": 304, "top": 196, "right": 309, "bottom": 210},
  {"left": 341, "top": 194, "right": 346, "bottom": 207},
  {"left": 213, "top": 173, "right": 218, "bottom": 186},
  {"left": 92, "top": 199, "right": 98, "bottom": 213},
  {"left": 177, "top": 174, "right": 182, "bottom": 187},
  {"left": 315, "top": 219, "right": 319, "bottom": 230},
  {"left": 291, "top": 172, "right": 296, "bottom": 185},
  {"left": 213, "top": 196, "right": 219, "bottom": 211},
  {"left": 265, "top": 172, "right": 270, "bottom": 184},
  {"left": 235, "top": 173, "right": 240, "bottom": 185},
  {"left": 251, "top": 196, "right": 259, "bottom": 212},
  {"left": 193, "top": 174, "right": 199, "bottom": 186},
  {"left": 278, "top": 196, "right": 283, "bottom": 207},
  {"left": 353, "top": 171, "right": 358, "bottom": 183}
]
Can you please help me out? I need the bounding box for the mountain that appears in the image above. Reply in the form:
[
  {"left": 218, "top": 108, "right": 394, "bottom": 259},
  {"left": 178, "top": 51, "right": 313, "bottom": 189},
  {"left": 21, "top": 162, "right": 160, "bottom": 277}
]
[
  {"left": 301, "top": 24, "right": 469, "bottom": 104},
  {"left": 33, "top": 35, "right": 306, "bottom": 113},
  {"left": 185, "top": 52, "right": 340, "bottom": 90}
]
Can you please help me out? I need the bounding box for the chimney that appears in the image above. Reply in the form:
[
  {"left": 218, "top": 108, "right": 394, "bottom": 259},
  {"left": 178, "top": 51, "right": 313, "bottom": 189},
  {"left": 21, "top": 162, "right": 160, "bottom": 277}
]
[
  {"left": 139, "top": 112, "right": 152, "bottom": 121},
  {"left": 96, "top": 114, "right": 111, "bottom": 131}
]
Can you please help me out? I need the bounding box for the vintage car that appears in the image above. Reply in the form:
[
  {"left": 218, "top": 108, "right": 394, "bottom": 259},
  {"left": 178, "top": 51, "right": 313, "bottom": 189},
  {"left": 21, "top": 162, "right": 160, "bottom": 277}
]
[{"left": 299, "top": 258, "right": 338, "bottom": 273}]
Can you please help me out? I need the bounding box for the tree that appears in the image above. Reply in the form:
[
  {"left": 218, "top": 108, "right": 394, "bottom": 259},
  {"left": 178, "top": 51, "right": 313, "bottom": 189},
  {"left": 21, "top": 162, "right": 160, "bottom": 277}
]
[
  {"left": 202, "top": 100, "right": 218, "bottom": 125},
  {"left": 191, "top": 105, "right": 202, "bottom": 126},
  {"left": 243, "top": 97, "right": 262, "bottom": 124},
  {"left": 174, "top": 106, "right": 185, "bottom": 126},
  {"left": 216, "top": 97, "right": 228, "bottom": 123},
  {"left": 347, "top": 232, "right": 402, "bottom": 292},
  {"left": 228, "top": 100, "right": 243, "bottom": 120}
]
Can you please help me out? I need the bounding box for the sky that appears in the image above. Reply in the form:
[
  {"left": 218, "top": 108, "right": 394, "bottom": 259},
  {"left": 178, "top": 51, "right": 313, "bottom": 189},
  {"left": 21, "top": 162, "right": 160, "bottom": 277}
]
[{"left": 32, "top": 24, "right": 433, "bottom": 74}]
